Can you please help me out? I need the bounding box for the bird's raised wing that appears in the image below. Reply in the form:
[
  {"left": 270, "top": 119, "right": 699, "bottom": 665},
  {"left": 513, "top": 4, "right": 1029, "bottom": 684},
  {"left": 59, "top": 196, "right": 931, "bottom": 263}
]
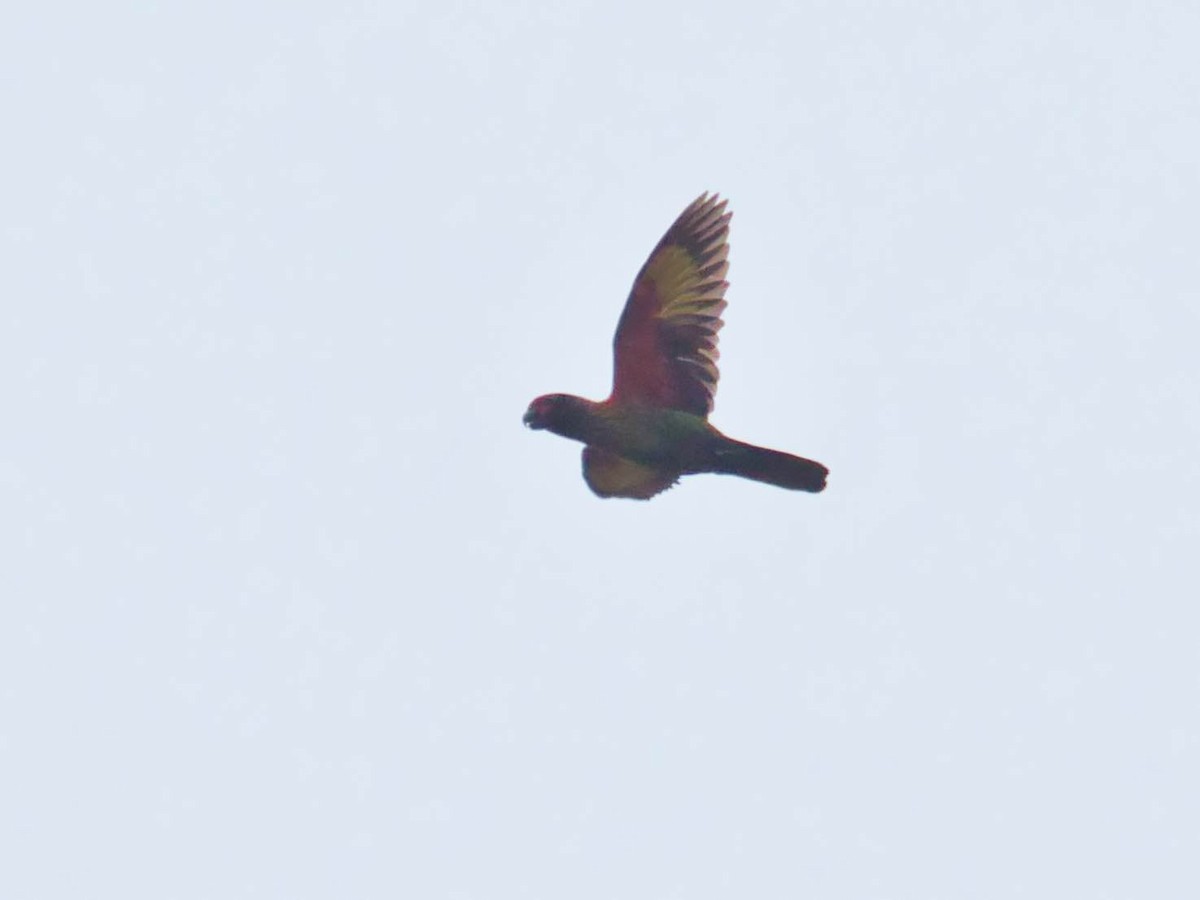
[{"left": 608, "top": 193, "right": 730, "bottom": 417}]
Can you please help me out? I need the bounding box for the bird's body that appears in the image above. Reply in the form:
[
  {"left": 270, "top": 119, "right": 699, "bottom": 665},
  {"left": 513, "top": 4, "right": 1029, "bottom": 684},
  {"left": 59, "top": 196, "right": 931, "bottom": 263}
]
[
  {"left": 529, "top": 396, "right": 713, "bottom": 465},
  {"left": 524, "top": 194, "right": 828, "bottom": 499}
]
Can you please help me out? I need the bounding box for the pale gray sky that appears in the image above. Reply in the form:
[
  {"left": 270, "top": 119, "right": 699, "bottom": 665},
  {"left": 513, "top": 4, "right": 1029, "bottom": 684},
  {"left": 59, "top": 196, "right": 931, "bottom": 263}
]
[{"left": 4, "top": 2, "right": 1198, "bottom": 897}]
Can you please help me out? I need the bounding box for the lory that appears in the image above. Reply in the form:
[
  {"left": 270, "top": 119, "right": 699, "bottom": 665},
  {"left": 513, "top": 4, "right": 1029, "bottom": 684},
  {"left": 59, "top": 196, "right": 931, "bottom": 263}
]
[{"left": 524, "top": 193, "right": 828, "bottom": 499}]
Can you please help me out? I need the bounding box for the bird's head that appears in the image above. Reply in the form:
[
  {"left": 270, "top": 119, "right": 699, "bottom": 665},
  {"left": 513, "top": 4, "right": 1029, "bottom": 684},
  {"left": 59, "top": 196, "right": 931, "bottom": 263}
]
[
  {"left": 523, "top": 394, "right": 568, "bottom": 430},
  {"left": 523, "top": 393, "right": 593, "bottom": 438}
]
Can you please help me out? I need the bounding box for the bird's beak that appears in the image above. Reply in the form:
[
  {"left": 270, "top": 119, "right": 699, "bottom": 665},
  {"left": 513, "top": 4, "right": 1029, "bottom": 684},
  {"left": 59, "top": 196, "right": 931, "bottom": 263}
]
[{"left": 523, "top": 406, "right": 547, "bottom": 429}]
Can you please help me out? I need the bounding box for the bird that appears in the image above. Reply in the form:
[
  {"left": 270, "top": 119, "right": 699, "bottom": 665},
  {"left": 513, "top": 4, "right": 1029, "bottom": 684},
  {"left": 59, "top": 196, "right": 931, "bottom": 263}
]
[{"left": 523, "top": 193, "right": 828, "bottom": 499}]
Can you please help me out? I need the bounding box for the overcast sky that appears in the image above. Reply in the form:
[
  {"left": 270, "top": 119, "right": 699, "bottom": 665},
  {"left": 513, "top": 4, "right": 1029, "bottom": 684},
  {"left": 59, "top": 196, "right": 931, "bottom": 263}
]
[{"left": 4, "top": 2, "right": 1198, "bottom": 898}]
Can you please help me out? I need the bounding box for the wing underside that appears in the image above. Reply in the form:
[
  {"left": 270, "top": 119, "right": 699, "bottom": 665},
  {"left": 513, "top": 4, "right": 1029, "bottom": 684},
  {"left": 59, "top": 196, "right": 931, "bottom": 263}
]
[
  {"left": 609, "top": 193, "right": 730, "bottom": 417},
  {"left": 581, "top": 446, "right": 679, "bottom": 500}
]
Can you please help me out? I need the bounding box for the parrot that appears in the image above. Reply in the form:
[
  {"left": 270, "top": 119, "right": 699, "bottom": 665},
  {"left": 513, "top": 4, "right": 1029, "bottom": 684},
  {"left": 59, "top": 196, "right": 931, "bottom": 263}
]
[{"left": 523, "top": 193, "right": 828, "bottom": 499}]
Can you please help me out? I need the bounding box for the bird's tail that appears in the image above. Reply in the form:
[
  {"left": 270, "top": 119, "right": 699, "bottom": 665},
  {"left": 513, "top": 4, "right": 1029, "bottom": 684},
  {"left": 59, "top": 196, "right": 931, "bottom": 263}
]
[{"left": 712, "top": 440, "right": 828, "bottom": 493}]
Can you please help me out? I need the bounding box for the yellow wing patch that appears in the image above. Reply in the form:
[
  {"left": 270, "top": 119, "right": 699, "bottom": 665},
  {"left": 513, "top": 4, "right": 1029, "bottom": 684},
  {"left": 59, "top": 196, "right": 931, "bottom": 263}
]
[
  {"left": 643, "top": 243, "right": 727, "bottom": 322},
  {"left": 581, "top": 447, "right": 679, "bottom": 500}
]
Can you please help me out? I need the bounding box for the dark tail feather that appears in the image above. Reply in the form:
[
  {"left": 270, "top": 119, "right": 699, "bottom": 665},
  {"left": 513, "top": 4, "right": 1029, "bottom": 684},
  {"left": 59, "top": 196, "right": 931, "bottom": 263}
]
[{"left": 714, "top": 441, "right": 828, "bottom": 493}]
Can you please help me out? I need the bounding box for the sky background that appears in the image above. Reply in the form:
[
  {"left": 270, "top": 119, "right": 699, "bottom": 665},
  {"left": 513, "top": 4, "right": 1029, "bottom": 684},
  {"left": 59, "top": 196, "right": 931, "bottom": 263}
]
[{"left": 4, "top": 2, "right": 1198, "bottom": 897}]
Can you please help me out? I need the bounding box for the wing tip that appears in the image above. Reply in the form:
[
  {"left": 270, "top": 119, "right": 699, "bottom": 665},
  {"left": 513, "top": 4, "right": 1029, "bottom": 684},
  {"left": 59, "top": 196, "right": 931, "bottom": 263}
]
[{"left": 692, "top": 191, "right": 730, "bottom": 220}]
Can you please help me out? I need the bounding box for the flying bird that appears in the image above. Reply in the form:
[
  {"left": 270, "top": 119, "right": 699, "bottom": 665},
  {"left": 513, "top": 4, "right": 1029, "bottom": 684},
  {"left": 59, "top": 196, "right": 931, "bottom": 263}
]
[{"left": 523, "top": 193, "right": 828, "bottom": 499}]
